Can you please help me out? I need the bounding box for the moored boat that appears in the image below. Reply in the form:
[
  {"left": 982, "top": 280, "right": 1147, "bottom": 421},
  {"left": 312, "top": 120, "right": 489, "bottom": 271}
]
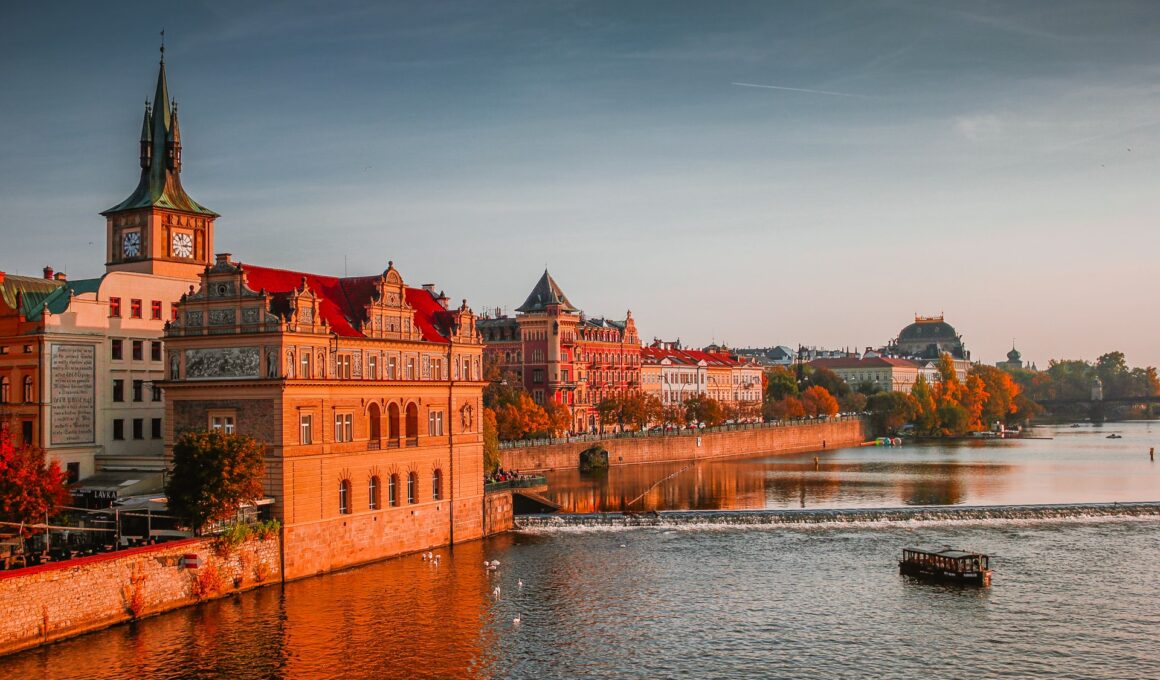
[{"left": 899, "top": 547, "right": 991, "bottom": 586}]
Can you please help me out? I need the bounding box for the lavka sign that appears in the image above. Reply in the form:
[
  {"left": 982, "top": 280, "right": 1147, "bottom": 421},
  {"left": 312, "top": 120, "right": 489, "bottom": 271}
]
[{"left": 50, "top": 343, "right": 96, "bottom": 445}]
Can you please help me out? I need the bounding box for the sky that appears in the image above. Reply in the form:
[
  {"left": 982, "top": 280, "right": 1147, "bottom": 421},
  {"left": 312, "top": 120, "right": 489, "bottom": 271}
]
[{"left": 1, "top": 1, "right": 1159, "bottom": 367}]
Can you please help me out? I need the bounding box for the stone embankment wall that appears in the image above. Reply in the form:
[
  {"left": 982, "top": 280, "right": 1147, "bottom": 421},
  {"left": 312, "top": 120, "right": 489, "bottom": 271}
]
[
  {"left": 500, "top": 419, "right": 868, "bottom": 473},
  {"left": 484, "top": 490, "right": 514, "bottom": 535},
  {"left": 0, "top": 535, "right": 280, "bottom": 657}
]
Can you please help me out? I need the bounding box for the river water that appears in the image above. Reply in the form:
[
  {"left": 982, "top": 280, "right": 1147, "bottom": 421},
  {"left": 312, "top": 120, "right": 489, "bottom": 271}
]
[{"left": 3, "top": 422, "right": 1158, "bottom": 679}]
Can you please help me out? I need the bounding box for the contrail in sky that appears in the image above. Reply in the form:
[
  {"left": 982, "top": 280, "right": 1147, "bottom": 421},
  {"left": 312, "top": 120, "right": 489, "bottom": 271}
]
[{"left": 731, "top": 81, "right": 868, "bottom": 98}]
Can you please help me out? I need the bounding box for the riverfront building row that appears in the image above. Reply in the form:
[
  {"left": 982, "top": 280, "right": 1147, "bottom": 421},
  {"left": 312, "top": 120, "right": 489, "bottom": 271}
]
[{"left": 477, "top": 275, "right": 765, "bottom": 432}]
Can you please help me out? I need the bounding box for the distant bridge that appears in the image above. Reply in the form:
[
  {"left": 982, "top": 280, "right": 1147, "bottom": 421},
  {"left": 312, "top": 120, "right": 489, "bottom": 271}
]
[{"left": 1034, "top": 395, "right": 1158, "bottom": 423}]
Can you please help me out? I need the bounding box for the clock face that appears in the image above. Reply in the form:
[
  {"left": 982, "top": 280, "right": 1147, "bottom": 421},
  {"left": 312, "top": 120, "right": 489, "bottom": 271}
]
[
  {"left": 122, "top": 231, "right": 141, "bottom": 258},
  {"left": 171, "top": 232, "right": 194, "bottom": 258}
]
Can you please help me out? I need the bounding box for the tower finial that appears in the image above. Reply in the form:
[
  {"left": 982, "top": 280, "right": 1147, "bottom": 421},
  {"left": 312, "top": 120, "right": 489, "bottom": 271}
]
[{"left": 160, "top": 29, "right": 166, "bottom": 63}]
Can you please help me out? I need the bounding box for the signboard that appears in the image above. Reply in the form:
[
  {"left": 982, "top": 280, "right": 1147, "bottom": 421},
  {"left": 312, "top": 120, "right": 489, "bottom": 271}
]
[
  {"left": 184, "top": 347, "right": 260, "bottom": 380},
  {"left": 50, "top": 343, "right": 96, "bottom": 445}
]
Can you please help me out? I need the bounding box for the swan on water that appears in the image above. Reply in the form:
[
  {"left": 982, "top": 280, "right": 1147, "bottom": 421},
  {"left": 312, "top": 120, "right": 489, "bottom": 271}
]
[
  {"left": 517, "top": 579, "right": 524, "bottom": 589},
  {"left": 493, "top": 586, "right": 501, "bottom": 599},
  {"left": 513, "top": 614, "right": 521, "bottom": 625}
]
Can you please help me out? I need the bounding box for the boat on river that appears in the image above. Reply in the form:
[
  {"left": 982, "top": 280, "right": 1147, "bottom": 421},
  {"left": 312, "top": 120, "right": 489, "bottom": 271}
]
[{"left": 899, "top": 547, "right": 991, "bottom": 586}]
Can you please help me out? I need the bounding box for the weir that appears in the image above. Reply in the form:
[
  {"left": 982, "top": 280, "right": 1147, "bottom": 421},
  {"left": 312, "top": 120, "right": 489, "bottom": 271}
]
[{"left": 515, "top": 502, "right": 1160, "bottom": 529}]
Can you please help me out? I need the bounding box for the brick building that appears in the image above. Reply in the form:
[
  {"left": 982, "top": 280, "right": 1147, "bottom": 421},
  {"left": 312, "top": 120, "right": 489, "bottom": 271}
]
[
  {"left": 477, "top": 270, "right": 641, "bottom": 433},
  {"left": 162, "top": 255, "right": 486, "bottom": 578}
]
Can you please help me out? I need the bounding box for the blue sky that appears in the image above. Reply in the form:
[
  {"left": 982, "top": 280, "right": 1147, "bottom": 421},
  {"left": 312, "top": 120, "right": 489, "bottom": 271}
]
[{"left": 2, "top": 1, "right": 1159, "bottom": 366}]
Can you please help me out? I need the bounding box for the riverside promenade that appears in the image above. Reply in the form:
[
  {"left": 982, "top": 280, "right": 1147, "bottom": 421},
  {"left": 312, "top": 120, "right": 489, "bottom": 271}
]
[{"left": 498, "top": 416, "right": 868, "bottom": 473}]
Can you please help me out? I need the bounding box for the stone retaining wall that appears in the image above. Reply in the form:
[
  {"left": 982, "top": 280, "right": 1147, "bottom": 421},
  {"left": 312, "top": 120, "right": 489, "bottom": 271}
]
[
  {"left": 500, "top": 419, "right": 868, "bottom": 472},
  {"left": 0, "top": 535, "right": 281, "bottom": 657}
]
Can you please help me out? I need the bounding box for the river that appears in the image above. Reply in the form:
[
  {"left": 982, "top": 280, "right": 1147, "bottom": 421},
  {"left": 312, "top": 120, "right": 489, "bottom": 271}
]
[{"left": 2, "top": 421, "right": 1158, "bottom": 679}]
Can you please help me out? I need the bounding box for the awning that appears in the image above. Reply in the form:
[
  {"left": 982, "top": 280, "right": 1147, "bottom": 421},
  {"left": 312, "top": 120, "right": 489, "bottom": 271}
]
[{"left": 71, "top": 471, "right": 165, "bottom": 501}]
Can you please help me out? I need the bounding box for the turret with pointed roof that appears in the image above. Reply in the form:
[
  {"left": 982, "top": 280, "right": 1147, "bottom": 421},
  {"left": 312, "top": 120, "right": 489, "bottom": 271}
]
[
  {"left": 103, "top": 55, "right": 215, "bottom": 217},
  {"left": 516, "top": 269, "right": 578, "bottom": 313},
  {"left": 102, "top": 49, "right": 217, "bottom": 279}
]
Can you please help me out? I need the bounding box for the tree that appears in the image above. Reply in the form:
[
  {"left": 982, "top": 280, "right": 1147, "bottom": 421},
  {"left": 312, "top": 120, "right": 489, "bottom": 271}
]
[
  {"left": 542, "top": 400, "right": 573, "bottom": 437},
  {"left": 800, "top": 385, "right": 839, "bottom": 417},
  {"left": 482, "top": 408, "right": 500, "bottom": 475},
  {"left": 866, "top": 391, "right": 918, "bottom": 433},
  {"left": 961, "top": 373, "right": 989, "bottom": 431},
  {"left": 764, "top": 367, "right": 799, "bottom": 401},
  {"left": 495, "top": 392, "right": 551, "bottom": 440},
  {"left": 910, "top": 375, "right": 938, "bottom": 435},
  {"left": 0, "top": 426, "right": 70, "bottom": 532},
  {"left": 804, "top": 366, "right": 850, "bottom": 398},
  {"left": 166, "top": 430, "right": 266, "bottom": 533},
  {"left": 970, "top": 365, "right": 1023, "bottom": 426},
  {"left": 597, "top": 395, "right": 625, "bottom": 432},
  {"left": 767, "top": 396, "right": 806, "bottom": 420},
  {"left": 839, "top": 391, "right": 868, "bottom": 413},
  {"left": 935, "top": 403, "right": 971, "bottom": 436},
  {"left": 684, "top": 395, "right": 726, "bottom": 427}
]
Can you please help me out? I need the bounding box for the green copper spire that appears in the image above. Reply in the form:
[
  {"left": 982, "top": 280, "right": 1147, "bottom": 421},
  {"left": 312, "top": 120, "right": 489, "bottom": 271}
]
[{"left": 103, "top": 53, "right": 217, "bottom": 217}]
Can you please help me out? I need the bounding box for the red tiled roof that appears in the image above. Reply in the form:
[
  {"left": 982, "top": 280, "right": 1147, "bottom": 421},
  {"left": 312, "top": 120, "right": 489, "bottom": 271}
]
[
  {"left": 240, "top": 263, "right": 449, "bottom": 342},
  {"left": 641, "top": 346, "right": 738, "bottom": 367},
  {"left": 809, "top": 357, "right": 920, "bottom": 370}
]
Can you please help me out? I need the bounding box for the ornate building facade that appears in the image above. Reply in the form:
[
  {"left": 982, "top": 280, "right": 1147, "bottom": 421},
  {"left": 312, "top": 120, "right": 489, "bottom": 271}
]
[
  {"left": 163, "top": 256, "right": 485, "bottom": 578},
  {"left": 478, "top": 270, "right": 641, "bottom": 433}
]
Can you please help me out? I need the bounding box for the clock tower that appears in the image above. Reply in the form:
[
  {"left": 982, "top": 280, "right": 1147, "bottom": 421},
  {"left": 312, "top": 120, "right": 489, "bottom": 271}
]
[{"left": 102, "top": 52, "right": 217, "bottom": 280}]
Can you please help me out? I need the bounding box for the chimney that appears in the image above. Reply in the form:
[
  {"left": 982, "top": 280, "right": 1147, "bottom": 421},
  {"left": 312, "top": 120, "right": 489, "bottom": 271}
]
[
  {"left": 215, "top": 253, "right": 233, "bottom": 265},
  {"left": 43, "top": 266, "right": 54, "bottom": 280},
  {"left": 422, "top": 283, "right": 436, "bottom": 294},
  {"left": 54, "top": 272, "right": 67, "bottom": 282}
]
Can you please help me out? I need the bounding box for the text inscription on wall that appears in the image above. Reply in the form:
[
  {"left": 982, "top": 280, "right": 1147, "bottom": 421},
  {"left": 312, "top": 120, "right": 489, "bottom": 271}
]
[{"left": 50, "top": 343, "right": 96, "bottom": 445}]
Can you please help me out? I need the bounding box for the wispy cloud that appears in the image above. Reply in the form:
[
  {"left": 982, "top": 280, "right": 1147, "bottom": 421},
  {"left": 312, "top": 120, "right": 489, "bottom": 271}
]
[
  {"left": 731, "top": 81, "right": 869, "bottom": 98},
  {"left": 954, "top": 114, "right": 1003, "bottom": 141}
]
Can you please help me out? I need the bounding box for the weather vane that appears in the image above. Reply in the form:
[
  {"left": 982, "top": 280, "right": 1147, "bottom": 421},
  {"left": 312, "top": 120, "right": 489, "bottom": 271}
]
[{"left": 160, "top": 29, "right": 165, "bottom": 62}]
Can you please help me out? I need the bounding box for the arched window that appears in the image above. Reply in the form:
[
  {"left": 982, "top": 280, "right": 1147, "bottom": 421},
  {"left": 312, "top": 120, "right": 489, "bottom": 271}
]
[
  {"left": 368, "top": 403, "right": 381, "bottom": 443},
  {"left": 23, "top": 376, "right": 33, "bottom": 403},
  {"left": 338, "top": 479, "right": 352, "bottom": 515},
  {"left": 389, "top": 474, "right": 399, "bottom": 506},
  {"left": 369, "top": 476, "right": 380, "bottom": 510},
  {"left": 404, "top": 403, "right": 419, "bottom": 442},
  {"left": 388, "top": 402, "right": 401, "bottom": 443},
  {"left": 407, "top": 472, "right": 417, "bottom": 504},
  {"left": 0, "top": 376, "right": 8, "bottom": 403},
  {"left": 432, "top": 469, "right": 443, "bottom": 501}
]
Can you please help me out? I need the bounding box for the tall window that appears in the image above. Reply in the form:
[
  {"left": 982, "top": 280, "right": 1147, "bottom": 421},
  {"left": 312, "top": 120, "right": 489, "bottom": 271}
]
[
  {"left": 406, "top": 358, "right": 415, "bottom": 380},
  {"left": 428, "top": 410, "right": 444, "bottom": 436},
  {"left": 112, "top": 419, "right": 125, "bottom": 440},
  {"left": 367, "top": 355, "right": 378, "bottom": 380},
  {"left": 407, "top": 472, "right": 417, "bottom": 504},
  {"left": 132, "top": 418, "right": 144, "bottom": 440},
  {"left": 132, "top": 380, "right": 143, "bottom": 402},
  {"left": 112, "top": 379, "right": 124, "bottom": 402},
  {"left": 301, "top": 353, "right": 312, "bottom": 379},
  {"left": 339, "top": 479, "right": 351, "bottom": 515},
  {"left": 152, "top": 385, "right": 162, "bottom": 401},
  {"left": 111, "top": 339, "right": 123, "bottom": 360},
  {"left": 151, "top": 418, "right": 162, "bottom": 439},
  {"left": 0, "top": 376, "right": 8, "bottom": 403},
  {"left": 109, "top": 297, "right": 121, "bottom": 318},
  {"left": 130, "top": 299, "right": 142, "bottom": 319},
  {"left": 389, "top": 474, "right": 398, "bottom": 507},
  {"left": 22, "top": 376, "right": 33, "bottom": 403},
  {"left": 151, "top": 300, "right": 163, "bottom": 320},
  {"left": 132, "top": 340, "right": 143, "bottom": 361},
  {"left": 337, "top": 354, "right": 352, "bottom": 379},
  {"left": 369, "top": 476, "right": 380, "bottom": 510},
  {"left": 300, "top": 414, "right": 313, "bottom": 444},
  {"left": 151, "top": 341, "right": 162, "bottom": 362},
  {"left": 170, "top": 303, "right": 179, "bottom": 322},
  {"left": 334, "top": 413, "right": 353, "bottom": 442},
  {"left": 432, "top": 469, "right": 442, "bottom": 501},
  {"left": 388, "top": 357, "right": 397, "bottom": 380}
]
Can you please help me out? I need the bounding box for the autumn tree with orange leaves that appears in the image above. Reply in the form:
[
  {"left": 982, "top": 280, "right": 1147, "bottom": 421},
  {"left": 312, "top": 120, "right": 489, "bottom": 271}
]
[{"left": 0, "top": 425, "right": 71, "bottom": 532}]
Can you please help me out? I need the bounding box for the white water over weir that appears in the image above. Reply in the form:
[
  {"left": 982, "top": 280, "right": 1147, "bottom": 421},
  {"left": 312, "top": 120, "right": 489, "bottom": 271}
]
[{"left": 515, "top": 502, "right": 1160, "bottom": 529}]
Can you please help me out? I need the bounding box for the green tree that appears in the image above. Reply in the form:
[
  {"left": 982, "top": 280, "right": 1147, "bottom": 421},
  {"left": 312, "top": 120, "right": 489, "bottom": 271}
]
[
  {"left": 910, "top": 375, "right": 938, "bottom": 435},
  {"left": 482, "top": 408, "right": 500, "bottom": 475},
  {"left": 936, "top": 403, "right": 971, "bottom": 436},
  {"left": 165, "top": 430, "right": 266, "bottom": 534},
  {"left": 866, "top": 391, "right": 918, "bottom": 433},
  {"left": 764, "top": 367, "right": 799, "bottom": 401},
  {"left": 839, "top": 391, "right": 868, "bottom": 414},
  {"left": 804, "top": 366, "right": 850, "bottom": 398}
]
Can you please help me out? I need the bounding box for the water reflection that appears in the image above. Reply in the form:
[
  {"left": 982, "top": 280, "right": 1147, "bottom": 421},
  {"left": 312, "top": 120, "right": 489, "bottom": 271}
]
[{"left": 542, "top": 422, "right": 1160, "bottom": 512}]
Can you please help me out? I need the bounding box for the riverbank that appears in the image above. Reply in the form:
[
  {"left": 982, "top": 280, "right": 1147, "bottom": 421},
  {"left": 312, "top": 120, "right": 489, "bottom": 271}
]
[{"left": 500, "top": 418, "right": 868, "bottom": 472}]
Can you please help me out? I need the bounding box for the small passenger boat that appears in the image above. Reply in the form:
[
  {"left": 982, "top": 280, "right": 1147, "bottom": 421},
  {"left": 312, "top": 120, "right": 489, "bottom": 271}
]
[{"left": 899, "top": 547, "right": 991, "bottom": 586}]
